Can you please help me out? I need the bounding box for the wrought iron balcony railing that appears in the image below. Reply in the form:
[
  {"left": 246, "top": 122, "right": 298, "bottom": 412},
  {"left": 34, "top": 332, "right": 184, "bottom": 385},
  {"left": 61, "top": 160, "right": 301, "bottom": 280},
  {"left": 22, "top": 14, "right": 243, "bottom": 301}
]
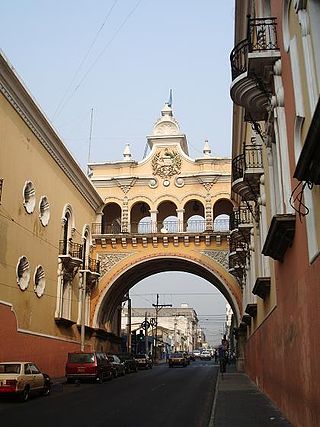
[
  {"left": 230, "top": 17, "right": 278, "bottom": 80},
  {"left": 84, "top": 257, "right": 100, "bottom": 274},
  {"left": 229, "top": 236, "right": 247, "bottom": 255},
  {"left": 59, "top": 240, "right": 83, "bottom": 259},
  {"left": 232, "top": 144, "right": 263, "bottom": 183},
  {"left": 230, "top": 205, "right": 254, "bottom": 231},
  {"left": 248, "top": 17, "right": 278, "bottom": 52},
  {"left": 92, "top": 218, "right": 230, "bottom": 235},
  {"left": 232, "top": 154, "right": 245, "bottom": 182}
]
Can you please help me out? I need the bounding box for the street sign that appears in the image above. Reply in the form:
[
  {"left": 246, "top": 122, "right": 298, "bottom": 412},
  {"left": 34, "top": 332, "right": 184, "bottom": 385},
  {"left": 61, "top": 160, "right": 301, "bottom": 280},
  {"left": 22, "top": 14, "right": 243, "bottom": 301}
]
[{"left": 141, "top": 320, "right": 150, "bottom": 329}]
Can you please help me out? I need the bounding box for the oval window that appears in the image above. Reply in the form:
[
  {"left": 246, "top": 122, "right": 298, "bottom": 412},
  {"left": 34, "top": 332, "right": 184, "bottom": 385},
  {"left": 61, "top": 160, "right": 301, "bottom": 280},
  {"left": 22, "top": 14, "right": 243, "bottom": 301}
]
[
  {"left": 34, "top": 265, "right": 45, "bottom": 297},
  {"left": 17, "top": 256, "right": 30, "bottom": 291},
  {"left": 23, "top": 181, "right": 36, "bottom": 214},
  {"left": 39, "top": 196, "right": 50, "bottom": 226}
]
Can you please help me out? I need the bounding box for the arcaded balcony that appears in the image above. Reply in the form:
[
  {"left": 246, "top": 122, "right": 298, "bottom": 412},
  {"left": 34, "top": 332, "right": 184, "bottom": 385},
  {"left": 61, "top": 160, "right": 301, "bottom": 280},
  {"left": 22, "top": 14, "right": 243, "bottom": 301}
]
[
  {"left": 92, "top": 218, "right": 229, "bottom": 236},
  {"left": 230, "top": 17, "right": 280, "bottom": 121},
  {"left": 231, "top": 143, "right": 263, "bottom": 200}
]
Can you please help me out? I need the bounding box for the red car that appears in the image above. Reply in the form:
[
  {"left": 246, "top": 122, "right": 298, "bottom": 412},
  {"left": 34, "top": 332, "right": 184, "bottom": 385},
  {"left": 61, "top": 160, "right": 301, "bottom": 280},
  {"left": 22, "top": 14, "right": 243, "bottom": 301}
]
[{"left": 65, "top": 352, "right": 113, "bottom": 383}]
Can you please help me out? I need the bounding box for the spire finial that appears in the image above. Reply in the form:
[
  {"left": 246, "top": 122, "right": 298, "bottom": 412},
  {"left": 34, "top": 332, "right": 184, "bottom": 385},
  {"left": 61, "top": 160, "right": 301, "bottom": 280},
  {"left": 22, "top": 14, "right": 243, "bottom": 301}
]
[
  {"left": 123, "top": 143, "right": 132, "bottom": 161},
  {"left": 203, "top": 139, "right": 211, "bottom": 157},
  {"left": 168, "top": 89, "right": 173, "bottom": 107}
]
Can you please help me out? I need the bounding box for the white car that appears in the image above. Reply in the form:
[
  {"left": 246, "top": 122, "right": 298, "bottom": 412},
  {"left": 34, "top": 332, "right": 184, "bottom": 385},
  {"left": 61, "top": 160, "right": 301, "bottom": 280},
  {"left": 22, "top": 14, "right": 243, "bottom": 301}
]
[
  {"left": 0, "top": 362, "right": 51, "bottom": 402},
  {"left": 193, "top": 350, "right": 201, "bottom": 359},
  {"left": 200, "top": 351, "right": 212, "bottom": 360}
]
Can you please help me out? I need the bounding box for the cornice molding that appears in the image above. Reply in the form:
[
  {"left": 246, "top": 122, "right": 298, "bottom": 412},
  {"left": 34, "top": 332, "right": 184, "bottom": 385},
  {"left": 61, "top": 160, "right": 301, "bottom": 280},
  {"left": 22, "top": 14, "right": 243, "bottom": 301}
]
[{"left": 0, "top": 53, "right": 103, "bottom": 211}]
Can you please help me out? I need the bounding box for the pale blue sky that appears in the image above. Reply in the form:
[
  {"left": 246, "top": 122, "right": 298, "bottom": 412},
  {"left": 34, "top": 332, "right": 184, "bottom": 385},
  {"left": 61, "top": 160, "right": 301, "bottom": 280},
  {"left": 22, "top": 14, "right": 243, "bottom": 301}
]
[{"left": 1, "top": 0, "right": 235, "bottom": 345}]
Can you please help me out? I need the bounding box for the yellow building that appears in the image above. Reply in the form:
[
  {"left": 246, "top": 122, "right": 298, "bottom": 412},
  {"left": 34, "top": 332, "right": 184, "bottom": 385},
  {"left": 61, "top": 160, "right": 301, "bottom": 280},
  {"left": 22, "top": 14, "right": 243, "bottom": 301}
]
[{"left": 0, "top": 52, "right": 103, "bottom": 377}]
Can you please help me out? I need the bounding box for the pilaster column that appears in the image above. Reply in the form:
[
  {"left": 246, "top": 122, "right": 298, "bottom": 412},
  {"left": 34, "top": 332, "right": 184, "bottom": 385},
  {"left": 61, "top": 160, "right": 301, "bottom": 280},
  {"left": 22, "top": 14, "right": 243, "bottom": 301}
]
[
  {"left": 176, "top": 209, "right": 185, "bottom": 232},
  {"left": 150, "top": 210, "right": 158, "bottom": 233}
]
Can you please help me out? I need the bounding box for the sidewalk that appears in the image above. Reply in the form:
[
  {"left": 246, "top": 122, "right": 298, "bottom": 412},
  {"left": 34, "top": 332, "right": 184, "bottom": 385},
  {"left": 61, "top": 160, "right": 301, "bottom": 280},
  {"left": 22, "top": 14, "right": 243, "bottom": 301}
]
[{"left": 210, "top": 365, "right": 293, "bottom": 427}]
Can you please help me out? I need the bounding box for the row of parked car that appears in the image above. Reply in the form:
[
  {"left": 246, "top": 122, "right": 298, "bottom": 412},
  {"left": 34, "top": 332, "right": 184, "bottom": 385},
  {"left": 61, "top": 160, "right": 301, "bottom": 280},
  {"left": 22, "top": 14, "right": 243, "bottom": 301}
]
[
  {"left": 0, "top": 352, "right": 153, "bottom": 402},
  {"left": 65, "top": 351, "right": 153, "bottom": 384}
]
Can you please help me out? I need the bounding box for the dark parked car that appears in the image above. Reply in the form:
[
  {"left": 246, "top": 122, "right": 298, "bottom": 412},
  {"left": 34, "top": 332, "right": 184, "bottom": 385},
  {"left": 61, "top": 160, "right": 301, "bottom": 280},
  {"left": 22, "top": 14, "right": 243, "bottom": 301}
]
[
  {"left": 116, "top": 353, "right": 138, "bottom": 373},
  {"left": 134, "top": 354, "right": 153, "bottom": 369},
  {"left": 107, "top": 354, "right": 125, "bottom": 377},
  {"left": 65, "top": 352, "right": 113, "bottom": 383}
]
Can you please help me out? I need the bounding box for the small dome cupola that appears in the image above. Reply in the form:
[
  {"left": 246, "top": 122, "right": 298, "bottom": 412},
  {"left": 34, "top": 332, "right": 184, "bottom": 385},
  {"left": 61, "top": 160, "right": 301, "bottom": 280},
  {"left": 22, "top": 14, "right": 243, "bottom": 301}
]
[{"left": 153, "top": 102, "right": 181, "bottom": 136}]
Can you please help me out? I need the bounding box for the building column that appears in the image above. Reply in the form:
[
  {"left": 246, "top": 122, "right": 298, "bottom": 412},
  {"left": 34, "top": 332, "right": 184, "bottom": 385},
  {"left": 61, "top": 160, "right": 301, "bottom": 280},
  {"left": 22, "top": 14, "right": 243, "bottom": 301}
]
[
  {"left": 150, "top": 210, "right": 158, "bottom": 233},
  {"left": 176, "top": 208, "right": 185, "bottom": 232}
]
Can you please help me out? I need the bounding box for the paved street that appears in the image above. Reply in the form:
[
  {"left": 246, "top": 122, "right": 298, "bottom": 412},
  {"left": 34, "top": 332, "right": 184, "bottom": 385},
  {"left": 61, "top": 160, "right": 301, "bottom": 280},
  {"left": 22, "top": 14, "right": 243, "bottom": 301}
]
[{"left": 0, "top": 360, "right": 218, "bottom": 427}]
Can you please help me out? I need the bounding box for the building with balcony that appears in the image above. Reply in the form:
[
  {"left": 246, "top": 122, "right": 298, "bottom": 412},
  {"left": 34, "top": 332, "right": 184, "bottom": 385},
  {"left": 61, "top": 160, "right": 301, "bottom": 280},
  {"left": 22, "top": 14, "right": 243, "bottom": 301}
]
[
  {"left": 230, "top": 1, "right": 320, "bottom": 426},
  {"left": 0, "top": 52, "right": 103, "bottom": 377}
]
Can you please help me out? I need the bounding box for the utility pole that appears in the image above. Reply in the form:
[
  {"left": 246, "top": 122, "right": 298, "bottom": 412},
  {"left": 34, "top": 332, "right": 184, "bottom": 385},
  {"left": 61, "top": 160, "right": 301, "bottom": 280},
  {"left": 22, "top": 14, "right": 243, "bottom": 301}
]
[
  {"left": 123, "top": 293, "right": 131, "bottom": 353},
  {"left": 80, "top": 271, "right": 87, "bottom": 352},
  {"left": 144, "top": 311, "right": 148, "bottom": 355},
  {"left": 152, "top": 294, "right": 172, "bottom": 362}
]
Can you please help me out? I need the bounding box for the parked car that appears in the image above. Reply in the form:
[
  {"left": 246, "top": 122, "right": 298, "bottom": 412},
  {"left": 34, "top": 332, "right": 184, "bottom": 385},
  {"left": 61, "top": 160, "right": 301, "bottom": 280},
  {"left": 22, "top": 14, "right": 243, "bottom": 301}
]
[
  {"left": 193, "top": 350, "right": 201, "bottom": 359},
  {"left": 200, "top": 350, "right": 212, "bottom": 361},
  {"left": 188, "top": 352, "right": 196, "bottom": 361},
  {"left": 168, "top": 352, "right": 188, "bottom": 368},
  {"left": 0, "top": 361, "right": 51, "bottom": 402},
  {"left": 107, "top": 354, "right": 125, "bottom": 377},
  {"left": 134, "top": 354, "right": 153, "bottom": 369},
  {"left": 116, "top": 353, "right": 138, "bottom": 373},
  {"left": 183, "top": 352, "right": 191, "bottom": 365},
  {"left": 65, "top": 352, "right": 113, "bottom": 383}
]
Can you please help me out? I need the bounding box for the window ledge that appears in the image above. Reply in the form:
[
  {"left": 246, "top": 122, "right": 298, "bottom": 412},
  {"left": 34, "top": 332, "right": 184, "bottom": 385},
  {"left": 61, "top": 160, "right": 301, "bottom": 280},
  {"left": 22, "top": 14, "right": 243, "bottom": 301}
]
[
  {"left": 245, "top": 303, "right": 257, "bottom": 317},
  {"left": 253, "top": 277, "right": 271, "bottom": 299},
  {"left": 55, "top": 317, "right": 76, "bottom": 327},
  {"left": 262, "top": 214, "right": 295, "bottom": 261}
]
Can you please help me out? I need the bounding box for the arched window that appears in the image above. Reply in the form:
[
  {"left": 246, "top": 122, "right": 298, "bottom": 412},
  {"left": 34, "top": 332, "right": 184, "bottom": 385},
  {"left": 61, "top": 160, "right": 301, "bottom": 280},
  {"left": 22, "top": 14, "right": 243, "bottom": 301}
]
[
  {"left": 130, "top": 202, "right": 151, "bottom": 233},
  {"left": 102, "top": 203, "right": 121, "bottom": 234},
  {"left": 157, "top": 201, "right": 179, "bottom": 232},
  {"left": 184, "top": 200, "right": 205, "bottom": 232}
]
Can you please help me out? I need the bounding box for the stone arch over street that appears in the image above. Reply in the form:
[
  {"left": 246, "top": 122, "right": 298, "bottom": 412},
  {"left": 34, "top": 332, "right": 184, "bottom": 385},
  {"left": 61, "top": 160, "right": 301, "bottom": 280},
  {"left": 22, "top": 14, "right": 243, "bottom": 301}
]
[{"left": 91, "top": 250, "right": 242, "bottom": 338}]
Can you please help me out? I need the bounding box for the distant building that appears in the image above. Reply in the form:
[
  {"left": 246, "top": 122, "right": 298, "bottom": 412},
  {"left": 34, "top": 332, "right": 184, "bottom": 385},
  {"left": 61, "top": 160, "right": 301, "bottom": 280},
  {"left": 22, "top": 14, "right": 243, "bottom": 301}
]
[{"left": 121, "top": 304, "right": 198, "bottom": 353}]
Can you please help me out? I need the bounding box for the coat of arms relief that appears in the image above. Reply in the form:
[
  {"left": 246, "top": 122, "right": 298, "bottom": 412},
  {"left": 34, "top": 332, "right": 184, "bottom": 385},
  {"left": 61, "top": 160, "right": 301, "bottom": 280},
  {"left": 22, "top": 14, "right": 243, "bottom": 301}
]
[{"left": 151, "top": 148, "right": 182, "bottom": 179}]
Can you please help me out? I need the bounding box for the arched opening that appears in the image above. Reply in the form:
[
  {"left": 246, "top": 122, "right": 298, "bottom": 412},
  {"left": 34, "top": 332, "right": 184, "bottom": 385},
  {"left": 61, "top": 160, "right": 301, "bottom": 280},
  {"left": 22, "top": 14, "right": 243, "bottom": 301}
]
[
  {"left": 213, "top": 198, "right": 233, "bottom": 231},
  {"left": 94, "top": 255, "right": 241, "bottom": 336},
  {"left": 157, "top": 201, "right": 179, "bottom": 232},
  {"left": 102, "top": 203, "right": 121, "bottom": 234},
  {"left": 184, "top": 200, "right": 205, "bottom": 232},
  {"left": 130, "top": 201, "right": 151, "bottom": 233}
]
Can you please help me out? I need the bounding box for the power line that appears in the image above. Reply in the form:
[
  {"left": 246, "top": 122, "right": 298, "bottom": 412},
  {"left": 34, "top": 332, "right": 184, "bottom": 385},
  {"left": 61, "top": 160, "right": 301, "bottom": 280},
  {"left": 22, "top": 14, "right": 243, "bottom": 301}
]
[
  {"left": 53, "top": 0, "right": 119, "bottom": 120},
  {"left": 53, "top": 0, "right": 142, "bottom": 119}
]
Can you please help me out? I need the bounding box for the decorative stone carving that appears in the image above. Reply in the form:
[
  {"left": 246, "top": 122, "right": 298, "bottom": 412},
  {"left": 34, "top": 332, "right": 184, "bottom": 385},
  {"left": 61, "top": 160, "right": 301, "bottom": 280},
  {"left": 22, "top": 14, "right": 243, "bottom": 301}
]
[
  {"left": 152, "top": 148, "right": 182, "bottom": 178},
  {"left": 122, "top": 197, "right": 128, "bottom": 233},
  {"left": 98, "top": 253, "right": 134, "bottom": 277},
  {"left": 201, "top": 250, "right": 229, "bottom": 269}
]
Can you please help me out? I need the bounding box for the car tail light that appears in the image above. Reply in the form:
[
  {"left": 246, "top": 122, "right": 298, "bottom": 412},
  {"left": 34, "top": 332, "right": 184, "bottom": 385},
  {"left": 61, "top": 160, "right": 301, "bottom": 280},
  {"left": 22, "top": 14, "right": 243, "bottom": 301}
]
[{"left": 6, "top": 380, "right": 17, "bottom": 386}]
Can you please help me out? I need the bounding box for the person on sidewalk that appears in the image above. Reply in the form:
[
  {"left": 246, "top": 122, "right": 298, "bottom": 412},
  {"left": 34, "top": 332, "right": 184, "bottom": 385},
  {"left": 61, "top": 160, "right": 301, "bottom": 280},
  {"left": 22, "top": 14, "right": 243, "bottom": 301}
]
[{"left": 218, "top": 336, "right": 229, "bottom": 374}]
